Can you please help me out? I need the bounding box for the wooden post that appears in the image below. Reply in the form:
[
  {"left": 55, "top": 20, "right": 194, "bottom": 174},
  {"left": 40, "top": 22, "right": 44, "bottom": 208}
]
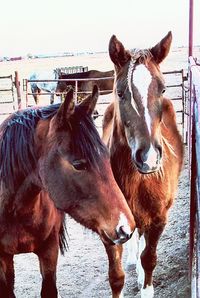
[{"left": 14, "top": 71, "right": 22, "bottom": 110}]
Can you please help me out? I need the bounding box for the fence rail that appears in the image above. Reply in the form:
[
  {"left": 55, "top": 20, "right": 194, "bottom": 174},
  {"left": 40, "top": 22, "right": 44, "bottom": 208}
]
[{"left": 188, "top": 56, "right": 200, "bottom": 298}]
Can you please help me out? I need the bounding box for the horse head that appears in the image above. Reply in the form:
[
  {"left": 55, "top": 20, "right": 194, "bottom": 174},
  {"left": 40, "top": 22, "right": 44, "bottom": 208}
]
[
  {"left": 36, "top": 85, "right": 135, "bottom": 244},
  {"left": 109, "top": 32, "right": 172, "bottom": 174},
  {"left": 55, "top": 72, "right": 75, "bottom": 95}
]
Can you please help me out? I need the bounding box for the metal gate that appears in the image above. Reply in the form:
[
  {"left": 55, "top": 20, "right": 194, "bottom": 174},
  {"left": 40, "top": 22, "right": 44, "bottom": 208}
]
[
  {"left": 163, "top": 69, "right": 188, "bottom": 143},
  {"left": 188, "top": 56, "right": 200, "bottom": 298},
  {"left": 0, "top": 75, "right": 15, "bottom": 113},
  {"left": 24, "top": 68, "right": 188, "bottom": 139}
]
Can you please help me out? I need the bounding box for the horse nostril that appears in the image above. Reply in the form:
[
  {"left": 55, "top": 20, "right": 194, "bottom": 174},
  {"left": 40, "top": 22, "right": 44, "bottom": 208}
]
[
  {"left": 156, "top": 144, "right": 162, "bottom": 159},
  {"left": 135, "top": 148, "right": 145, "bottom": 165},
  {"left": 117, "top": 225, "right": 132, "bottom": 241}
]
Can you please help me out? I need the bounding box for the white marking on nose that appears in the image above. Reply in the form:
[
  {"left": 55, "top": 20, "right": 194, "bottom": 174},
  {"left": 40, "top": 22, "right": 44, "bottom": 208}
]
[
  {"left": 132, "top": 64, "right": 152, "bottom": 133},
  {"left": 116, "top": 212, "right": 132, "bottom": 236},
  {"left": 144, "top": 144, "right": 159, "bottom": 169}
]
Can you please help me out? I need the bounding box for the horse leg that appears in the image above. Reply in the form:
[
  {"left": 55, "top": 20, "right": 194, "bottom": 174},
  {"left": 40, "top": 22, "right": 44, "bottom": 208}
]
[
  {"left": 104, "top": 243, "right": 125, "bottom": 298},
  {"left": 50, "top": 94, "right": 54, "bottom": 104},
  {"left": 0, "top": 254, "right": 15, "bottom": 298},
  {"left": 137, "top": 222, "right": 166, "bottom": 298},
  {"left": 36, "top": 237, "right": 59, "bottom": 298},
  {"left": 126, "top": 228, "right": 139, "bottom": 267},
  {"left": 33, "top": 87, "right": 41, "bottom": 105}
]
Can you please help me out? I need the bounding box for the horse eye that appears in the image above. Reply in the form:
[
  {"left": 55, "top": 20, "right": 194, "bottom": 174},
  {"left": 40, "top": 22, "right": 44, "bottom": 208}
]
[
  {"left": 125, "top": 120, "right": 131, "bottom": 127},
  {"left": 162, "top": 88, "right": 166, "bottom": 94},
  {"left": 117, "top": 90, "right": 123, "bottom": 98},
  {"left": 72, "top": 159, "right": 87, "bottom": 171}
]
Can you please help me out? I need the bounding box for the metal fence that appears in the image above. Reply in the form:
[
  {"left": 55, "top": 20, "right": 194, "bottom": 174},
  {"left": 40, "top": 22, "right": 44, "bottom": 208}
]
[
  {"left": 24, "top": 69, "right": 188, "bottom": 138},
  {"left": 1, "top": 68, "right": 188, "bottom": 141},
  {"left": 0, "top": 75, "right": 15, "bottom": 112},
  {"left": 163, "top": 69, "right": 188, "bottom": 142},
  {"left": 188, "top": 56, "right": 200, "bottom": 298}
]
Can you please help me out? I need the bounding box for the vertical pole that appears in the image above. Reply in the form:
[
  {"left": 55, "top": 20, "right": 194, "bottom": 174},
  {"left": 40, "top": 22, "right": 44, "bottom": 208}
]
[
  {"left": 189, "top": 113, "right": 197, "bottom": 280},
  {"left": 189, "top": 0, "right": 193, "bottom": 57},
  {"left": 25, "top": 80, "right": 29, "bottom": 107},
  {"left": 188, "top": 0, "right": 194, "bottom": 163},
  {"left": 181, "top": 70, "right": 185, "bottom": 142},
  {"left": 14, "top": 71, "right": 22, "bottom": 110},
  {"left": 75, "top": 80, "right": 78, "bottom": 104}
]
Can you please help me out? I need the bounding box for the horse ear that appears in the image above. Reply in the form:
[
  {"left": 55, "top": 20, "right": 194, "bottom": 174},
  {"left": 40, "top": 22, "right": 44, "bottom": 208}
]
[
  {"left": 79, "top": 85, "right": 99, "bottom": 115},
  {"left": 109, "top": 35, "right": 131, "bottom": 69},
  {"left": 56, "top": 88, "right": 75, "bottom": 125},
  {"left": 150, "top": 31, "right": 172, "bottom": 64}
]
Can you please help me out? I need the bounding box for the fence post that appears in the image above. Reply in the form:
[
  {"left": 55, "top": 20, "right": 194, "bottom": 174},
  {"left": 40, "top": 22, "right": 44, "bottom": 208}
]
[
  {"left": 14, "top": 71, "right": 22, "bottom": 110},
  {"left": 74, "top": 80, "right": 78, "bottom": 104}
]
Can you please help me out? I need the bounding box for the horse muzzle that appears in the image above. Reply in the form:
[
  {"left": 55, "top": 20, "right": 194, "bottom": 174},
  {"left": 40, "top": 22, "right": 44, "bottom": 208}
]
[
  {"left": 101, "top": 225, "right": 133, "bottom": 245},
  {"left": 133, "top": 144, "right": 162, "bottom": 174}
]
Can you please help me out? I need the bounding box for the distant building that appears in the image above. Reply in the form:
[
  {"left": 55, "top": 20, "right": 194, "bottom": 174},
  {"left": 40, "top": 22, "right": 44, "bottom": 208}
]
[{"left": 10, "top": 56, "right": 22, "bottom": 61}]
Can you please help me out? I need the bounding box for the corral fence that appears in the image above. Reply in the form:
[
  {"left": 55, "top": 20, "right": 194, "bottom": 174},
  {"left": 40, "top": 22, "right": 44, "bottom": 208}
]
[
  {"left": 0, "top": 74, "right": 15, "bottom": 113},
  {"left": 0, "top": 68, "right": 189, "bottom": 141},
  {"left": 23, "top": 66, "right": 89, "bottom": 107},
  {"left": 24, "top": 69, "right": 188, "bottom": 140},
  {"left": 163, "top": 69, "right": 188, "bottom": 142},
  {"left": 188, "top": 56, "right": 200, "bottom": 298},
  {"left": 0, "top": 71, "right": 22, "bottom": 114}
]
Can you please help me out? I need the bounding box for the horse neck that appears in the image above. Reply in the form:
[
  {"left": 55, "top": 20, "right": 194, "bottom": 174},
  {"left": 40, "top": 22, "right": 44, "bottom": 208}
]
[{"left": 105, "top": 101, "right": 130, "bottom": 155}]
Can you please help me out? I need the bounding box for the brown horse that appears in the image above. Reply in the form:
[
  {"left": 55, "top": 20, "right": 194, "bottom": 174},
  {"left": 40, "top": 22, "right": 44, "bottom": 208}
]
[
  {"left": 0, "top": 86, "right": 135, "bottom": 298},
  {"left": 56, "top": 69, "right": 114, "bottom": 99},
  {"left": 102, "top": 32, "right": 184, "bottom": 297}
]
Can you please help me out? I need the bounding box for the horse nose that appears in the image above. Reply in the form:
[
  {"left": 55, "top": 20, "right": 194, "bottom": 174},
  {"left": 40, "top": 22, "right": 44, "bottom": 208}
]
[
  {"left": 135, "top": 148, "right": 146, "bottom": 165},
  {"left": 134, "top": 144, "right": 161, "bottom": 173},
  {"left": 116, "top": 225, "right": 133, "bottom": 243}
]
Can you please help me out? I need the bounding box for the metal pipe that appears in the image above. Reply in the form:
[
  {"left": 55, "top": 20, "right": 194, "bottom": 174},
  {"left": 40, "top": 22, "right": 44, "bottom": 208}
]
[{"left": 189, "top": 0, "right": 194, "bottom": 57}]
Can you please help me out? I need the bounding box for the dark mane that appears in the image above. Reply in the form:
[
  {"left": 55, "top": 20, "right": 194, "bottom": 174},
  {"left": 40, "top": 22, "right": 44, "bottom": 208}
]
[
  {"left": 130, "top": 48, "right": 152, "bottom": 63},
  {"left": 60, "top": 71, "right": 93, "bottom": 79},
  {"left": 0, "top": 103, "right": 107, "bottom": 191},
  {"left": 0, "top": 104, "right": 60, "bottom": 191},
  {"left": 70, "top": 105, "right": 108, "bottom": 171},
  {"left": 59, "top": 70, "right": 114, "bottom": 79}
]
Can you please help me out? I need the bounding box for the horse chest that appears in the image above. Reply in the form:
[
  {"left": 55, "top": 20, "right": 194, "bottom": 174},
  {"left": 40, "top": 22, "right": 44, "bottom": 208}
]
[
  {"left": 119, "top": 174, "right": 169, "bottom": 228},
  {"left": 0, "top": 222, "right": 38, "bottom": 254},
  {"left": 0, "top": 211, "right": 57, "bottom": 254}
]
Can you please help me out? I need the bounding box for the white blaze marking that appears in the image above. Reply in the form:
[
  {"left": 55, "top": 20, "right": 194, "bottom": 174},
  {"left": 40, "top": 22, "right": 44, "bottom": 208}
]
[
  {"left": 127, "top": 59, "right": 140, "bottom": 115},
  {"left": 132, "top": 64, "right": 152, "bottom": 133},
  {"left": 116, "top": 212, "right": 132, "bottom": 236}
]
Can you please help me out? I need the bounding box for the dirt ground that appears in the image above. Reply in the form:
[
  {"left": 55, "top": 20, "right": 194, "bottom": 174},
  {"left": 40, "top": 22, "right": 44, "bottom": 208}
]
[{"left": 0, "top": 48, "right": 192, "bottom": 297}]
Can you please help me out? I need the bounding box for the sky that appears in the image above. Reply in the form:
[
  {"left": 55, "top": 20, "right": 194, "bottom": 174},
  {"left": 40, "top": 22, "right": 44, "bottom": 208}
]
[{"left": 0, "top": 0, "right": 199, "bottom": 57}]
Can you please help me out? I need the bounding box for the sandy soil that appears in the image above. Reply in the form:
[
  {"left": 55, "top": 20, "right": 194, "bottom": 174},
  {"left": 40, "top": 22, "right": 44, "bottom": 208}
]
[{"left": 0, "top": 49, "right": 192, "bottom": 297}]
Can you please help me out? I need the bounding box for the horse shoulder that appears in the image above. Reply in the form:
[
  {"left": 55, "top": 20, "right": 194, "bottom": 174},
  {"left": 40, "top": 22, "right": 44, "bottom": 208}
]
[
  {"left": 161, "top": 98, "right": 184, "bottom": 172},
  {"left": 162, "top": 98, "right": 177, "bottom": 123},
  {"left": 162, "top": 98, "right": 182, "bottom": 140}
]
